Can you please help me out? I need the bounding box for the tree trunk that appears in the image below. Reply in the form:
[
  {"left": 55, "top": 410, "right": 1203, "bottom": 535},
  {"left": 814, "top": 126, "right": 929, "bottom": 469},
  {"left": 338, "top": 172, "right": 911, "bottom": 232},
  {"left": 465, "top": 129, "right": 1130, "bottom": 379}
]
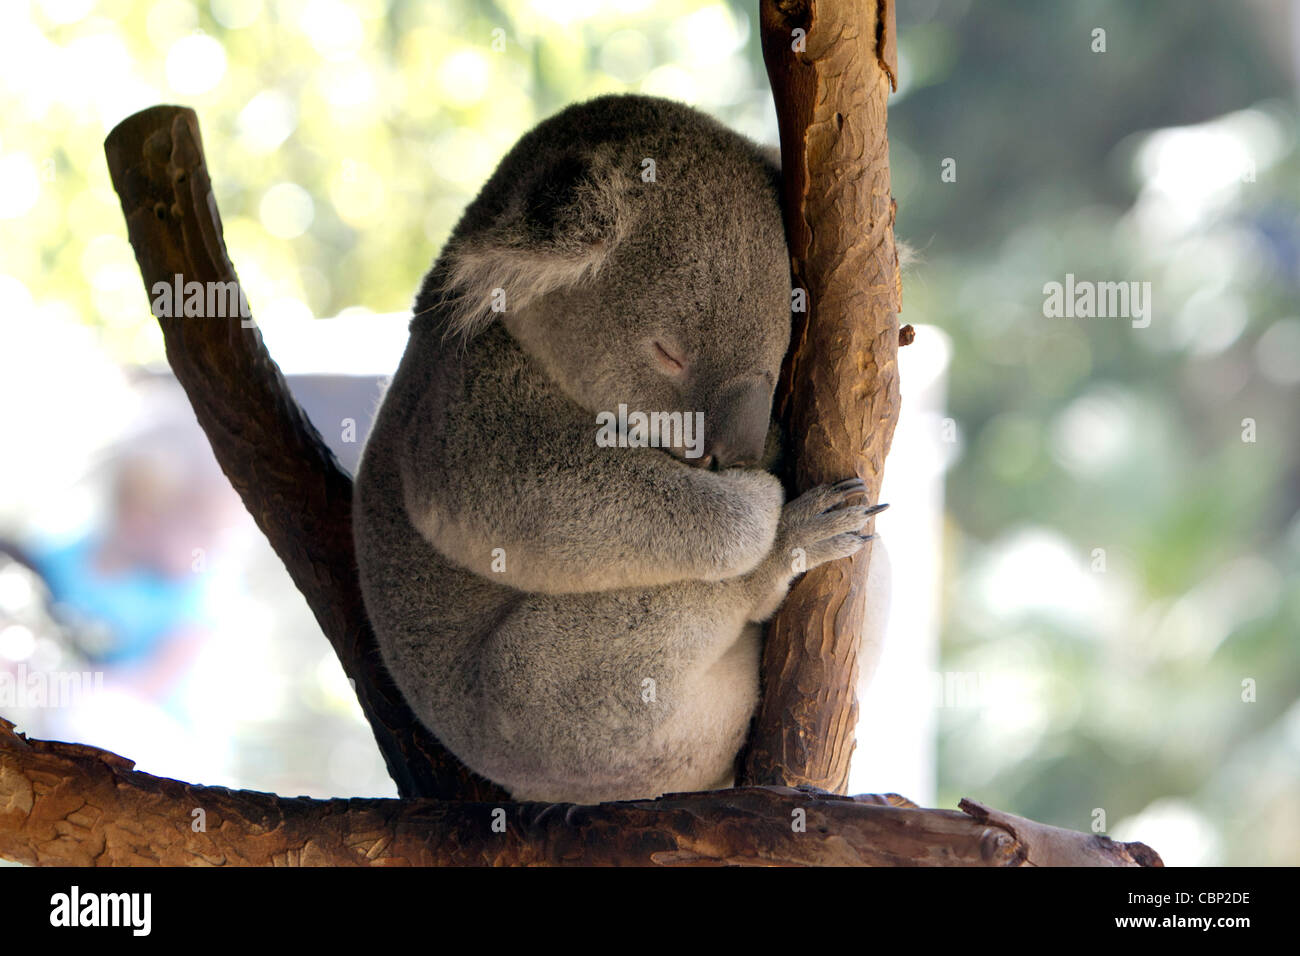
[{"left": 740, "top": 0, "right": 903, "bottom": 791}]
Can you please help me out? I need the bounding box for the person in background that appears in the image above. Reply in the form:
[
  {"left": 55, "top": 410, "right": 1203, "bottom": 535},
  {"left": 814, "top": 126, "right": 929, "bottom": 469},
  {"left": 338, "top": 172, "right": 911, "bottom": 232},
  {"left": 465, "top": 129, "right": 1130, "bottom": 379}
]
[{"left": 27, "top": 442, "right": 230, "bottom": 703}]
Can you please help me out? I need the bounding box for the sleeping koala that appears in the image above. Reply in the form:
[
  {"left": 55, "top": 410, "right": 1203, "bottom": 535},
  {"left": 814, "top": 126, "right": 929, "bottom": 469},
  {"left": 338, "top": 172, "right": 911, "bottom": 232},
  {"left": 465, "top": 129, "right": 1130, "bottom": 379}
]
[{"left": 354, "top": 94, "right": 881, "bottom": 804}]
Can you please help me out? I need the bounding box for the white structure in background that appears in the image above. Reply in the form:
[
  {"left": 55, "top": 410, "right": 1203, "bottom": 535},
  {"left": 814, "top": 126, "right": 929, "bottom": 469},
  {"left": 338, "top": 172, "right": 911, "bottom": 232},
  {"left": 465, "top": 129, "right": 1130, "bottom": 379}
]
[
  {"left": 256, "top": 310, "right": 411, "bottom": 378},
  {"left": 849, "top": 325, "right": 951, "bottom": 805}
]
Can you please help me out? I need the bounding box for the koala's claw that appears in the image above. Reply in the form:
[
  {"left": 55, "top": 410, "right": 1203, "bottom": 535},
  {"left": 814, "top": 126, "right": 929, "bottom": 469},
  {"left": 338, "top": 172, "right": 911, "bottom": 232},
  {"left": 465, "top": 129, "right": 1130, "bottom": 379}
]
[
  {"left": 809, "top": 531, "right": 873, "bottom": 566},
  {"left": 772, "top": 483, "right": 888, "bottom": 574},
  {"left": 784, "top": 482, "right": 863, "bottom": 522}
]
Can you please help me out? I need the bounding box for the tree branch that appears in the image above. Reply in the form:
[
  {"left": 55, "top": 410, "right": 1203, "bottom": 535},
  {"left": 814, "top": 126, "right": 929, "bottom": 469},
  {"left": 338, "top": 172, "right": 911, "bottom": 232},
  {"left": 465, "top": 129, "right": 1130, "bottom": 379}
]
[
  {"left": 101, "top": 105, "right": 505, "bottom": 802},
  {"left": 0, "top": 720, "right": 1160, "bottom": 866},
  {"left": 741, "top": 0, "right": 903, "bottom": 790}
]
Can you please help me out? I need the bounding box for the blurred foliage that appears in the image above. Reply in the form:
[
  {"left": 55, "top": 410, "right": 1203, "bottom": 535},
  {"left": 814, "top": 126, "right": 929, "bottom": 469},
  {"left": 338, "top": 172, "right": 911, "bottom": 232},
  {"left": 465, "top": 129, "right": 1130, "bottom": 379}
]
[
  {"left": 1, "top": 0, "right": 773, "bottom": 361},
  {"left": 2, "top": 0, "right": 1297, "bottom": 863},
  {"left": 893, "top": 0, "right": 1300, "bottom": 864}
]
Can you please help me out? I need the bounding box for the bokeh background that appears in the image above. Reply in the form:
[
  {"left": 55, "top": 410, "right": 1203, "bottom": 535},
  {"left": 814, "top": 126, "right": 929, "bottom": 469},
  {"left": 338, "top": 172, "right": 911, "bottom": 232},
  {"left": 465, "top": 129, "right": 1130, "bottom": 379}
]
[{"left": 1, "top": 0, "right": 1296, "bottom": 865}]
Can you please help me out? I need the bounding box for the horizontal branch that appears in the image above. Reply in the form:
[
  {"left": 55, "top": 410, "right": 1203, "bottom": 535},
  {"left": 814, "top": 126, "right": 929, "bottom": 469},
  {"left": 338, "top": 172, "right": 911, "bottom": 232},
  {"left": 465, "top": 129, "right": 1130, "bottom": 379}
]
[{"left": 0, "top": 720, "right": 1160, "bottom": 866}]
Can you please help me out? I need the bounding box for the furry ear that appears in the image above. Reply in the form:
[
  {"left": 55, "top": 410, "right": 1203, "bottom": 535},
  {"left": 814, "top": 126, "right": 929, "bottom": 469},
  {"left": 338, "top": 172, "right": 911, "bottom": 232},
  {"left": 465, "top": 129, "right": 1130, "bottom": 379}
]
[{"left": 428, "top": 146, "right": 631, "bottom": 339}]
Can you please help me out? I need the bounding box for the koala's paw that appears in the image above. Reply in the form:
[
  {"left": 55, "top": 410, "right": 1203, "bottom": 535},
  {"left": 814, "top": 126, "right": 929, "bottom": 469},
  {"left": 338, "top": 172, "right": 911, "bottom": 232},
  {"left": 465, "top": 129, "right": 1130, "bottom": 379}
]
[{"left": 774, "top": 478, "right": 887, "bottom": 573}]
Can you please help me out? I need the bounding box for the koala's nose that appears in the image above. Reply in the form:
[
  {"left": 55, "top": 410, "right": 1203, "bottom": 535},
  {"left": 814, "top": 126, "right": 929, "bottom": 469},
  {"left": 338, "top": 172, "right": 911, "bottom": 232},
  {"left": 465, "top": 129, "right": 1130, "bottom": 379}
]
[{"left": 704, "top": 379, "right": 772, "bottom": 469}]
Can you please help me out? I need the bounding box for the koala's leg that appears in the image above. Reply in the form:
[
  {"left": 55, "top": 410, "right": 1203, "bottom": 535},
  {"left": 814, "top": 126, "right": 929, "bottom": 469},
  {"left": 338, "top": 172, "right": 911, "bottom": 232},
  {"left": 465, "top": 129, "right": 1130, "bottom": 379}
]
[{"left": 470, "top": 585, "right": 761, "bottom": 803}]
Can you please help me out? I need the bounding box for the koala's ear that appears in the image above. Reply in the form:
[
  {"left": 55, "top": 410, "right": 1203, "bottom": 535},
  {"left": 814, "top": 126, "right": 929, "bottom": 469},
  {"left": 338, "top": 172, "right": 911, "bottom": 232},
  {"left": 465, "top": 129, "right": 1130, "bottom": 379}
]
[{"left": 435, "top": 147, "right": 630, "bottom": 338}]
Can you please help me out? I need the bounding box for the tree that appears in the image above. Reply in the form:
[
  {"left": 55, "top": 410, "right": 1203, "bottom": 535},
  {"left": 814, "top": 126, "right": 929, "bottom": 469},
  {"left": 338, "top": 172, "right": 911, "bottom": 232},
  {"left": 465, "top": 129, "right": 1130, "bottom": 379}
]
[{"left": 0, "top": 0, "right": 1160, "bottom": 867}]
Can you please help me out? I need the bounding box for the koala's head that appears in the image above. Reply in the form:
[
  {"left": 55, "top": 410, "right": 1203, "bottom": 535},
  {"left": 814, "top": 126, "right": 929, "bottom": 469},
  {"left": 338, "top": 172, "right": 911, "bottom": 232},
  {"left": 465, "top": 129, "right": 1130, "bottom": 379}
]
[{"left": 414, "top": 94, "right": 792, "bottom": 470}]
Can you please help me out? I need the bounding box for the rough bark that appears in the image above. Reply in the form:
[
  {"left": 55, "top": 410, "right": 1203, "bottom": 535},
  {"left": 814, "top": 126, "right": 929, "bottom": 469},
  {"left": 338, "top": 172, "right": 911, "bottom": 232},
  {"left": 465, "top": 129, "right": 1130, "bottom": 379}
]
[
  {"left": 0, "top": 720, "right": 1160, "bottom": 866},
  {"left": 740, "top": 0, "right": 903, "bottom": 791},
  {"left": 101, "top": 105, "right": 505, "bottom": 803}
]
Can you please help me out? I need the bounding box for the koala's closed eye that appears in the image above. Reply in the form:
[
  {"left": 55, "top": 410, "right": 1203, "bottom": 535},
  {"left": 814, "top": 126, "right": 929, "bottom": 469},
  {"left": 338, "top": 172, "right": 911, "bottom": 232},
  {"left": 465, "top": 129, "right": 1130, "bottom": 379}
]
[{"left": 651, "top": 340, "right": 686, "bottom": 375}]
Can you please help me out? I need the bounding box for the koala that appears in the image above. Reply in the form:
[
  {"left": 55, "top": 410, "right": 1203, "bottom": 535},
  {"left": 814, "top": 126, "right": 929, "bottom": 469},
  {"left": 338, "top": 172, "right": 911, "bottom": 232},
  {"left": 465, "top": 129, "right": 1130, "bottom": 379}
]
[{"left": 354, "top": 94, "right": 882, "bottom": 804}]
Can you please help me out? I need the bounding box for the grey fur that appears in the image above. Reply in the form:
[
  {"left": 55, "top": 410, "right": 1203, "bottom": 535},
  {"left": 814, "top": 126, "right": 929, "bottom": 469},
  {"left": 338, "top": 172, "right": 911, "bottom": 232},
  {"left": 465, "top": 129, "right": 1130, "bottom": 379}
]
[{"left": 355, "top": 95, "right": 877, "bottom": 803}]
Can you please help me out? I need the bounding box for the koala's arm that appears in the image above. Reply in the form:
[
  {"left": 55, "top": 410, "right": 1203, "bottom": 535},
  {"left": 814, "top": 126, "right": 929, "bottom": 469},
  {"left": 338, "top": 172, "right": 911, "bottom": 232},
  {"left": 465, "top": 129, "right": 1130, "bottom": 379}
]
[
  {"left": 390, "top": 349, "right": 785, "bottom": 594},
  {"left": 409, "top": 450, "right": 783, "bottom": 595}
]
